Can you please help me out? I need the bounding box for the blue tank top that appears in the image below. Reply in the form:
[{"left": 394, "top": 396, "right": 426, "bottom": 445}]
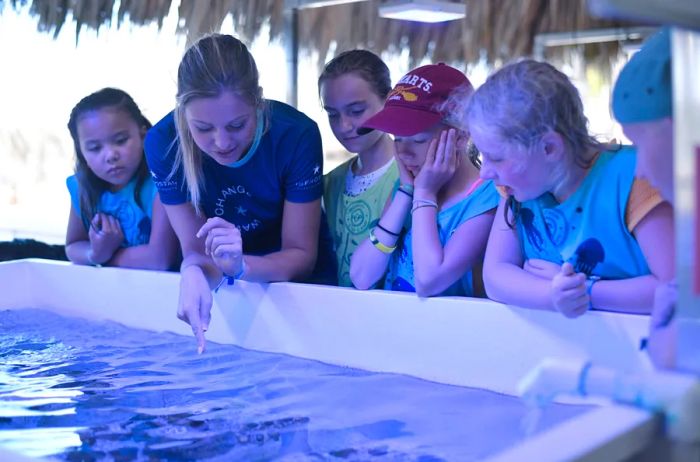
[
  {"left": 66, "top": 175, "right": 156, "bottom": 247},
  {"left": 384, "top": 180, "right": 500, "bottom": 296},
  {"left": 516, "top": 147, "right": 650, "bottom": 279}
]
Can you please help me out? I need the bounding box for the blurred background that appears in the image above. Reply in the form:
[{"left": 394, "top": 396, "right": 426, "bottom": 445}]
[{"left": 0, "top": 0, "right": 652, "bottom": 245}]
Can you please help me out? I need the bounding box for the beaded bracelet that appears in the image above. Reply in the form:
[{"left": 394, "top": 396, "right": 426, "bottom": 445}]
[{"left": 369, "top": 228, "right": 396, "bottom": 254}]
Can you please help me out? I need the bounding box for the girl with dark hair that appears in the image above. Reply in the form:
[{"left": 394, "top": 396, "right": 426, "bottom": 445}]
[
  {"left": 65, "top": 87, "right": 178, "bottom": 270},
  {"left": 318, "top": 49, "right": 399, "bottom": 287}
]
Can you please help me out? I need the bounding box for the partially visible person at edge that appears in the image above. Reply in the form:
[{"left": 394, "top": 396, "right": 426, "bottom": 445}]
[
  {"left": 613, "top": 28, "right": 677, "bottom": 370},
  {"left": 465, "top": 59, "right": 674, "bottom": 318},
  {"left": 144, "top": 34, "right": 336, "bottom": 353},
  {"left": 318, "top": 50, "right": 399, "bottom": 287},
  {"left": 65, "top": 87, "right": 178, "bottom": 270},
  {"left": 349, "top": 63, "right": 499, "bottom": 297}
]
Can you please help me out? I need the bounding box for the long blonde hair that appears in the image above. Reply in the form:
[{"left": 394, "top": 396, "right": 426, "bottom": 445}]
[{"left": 172, "top": 33, "right": 263, "bottom": 215}]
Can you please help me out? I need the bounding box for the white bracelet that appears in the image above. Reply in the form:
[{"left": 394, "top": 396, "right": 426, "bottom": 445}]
[
  {"left": 411, "top": 198, "right": 438, "bottom": 214},
  {"left": 412, "top": 198, "right": 438, "bottom": 207}
]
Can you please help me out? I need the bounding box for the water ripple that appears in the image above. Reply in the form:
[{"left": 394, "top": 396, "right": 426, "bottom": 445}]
[{"left": 1, "top": 309, "right": 593, "bottom": 461}]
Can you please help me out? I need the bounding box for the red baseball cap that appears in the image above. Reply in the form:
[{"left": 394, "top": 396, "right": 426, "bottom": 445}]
[{"left": 358, "top": 63, "right": 471, "bottom": 137}]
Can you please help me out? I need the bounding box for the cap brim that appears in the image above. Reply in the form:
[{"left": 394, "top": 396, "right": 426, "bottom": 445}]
[{"left": 357, "top": 105, "right": 442, "bottom": 137}]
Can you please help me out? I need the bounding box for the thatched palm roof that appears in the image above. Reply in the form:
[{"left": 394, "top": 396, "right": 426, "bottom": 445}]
[{"left": 7, "top": 0, "right": 642, "bottom": 68}]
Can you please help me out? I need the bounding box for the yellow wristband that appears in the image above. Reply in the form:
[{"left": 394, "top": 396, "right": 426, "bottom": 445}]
[{"left": 369, "top": 228, "right": 396, "bottom": 254}]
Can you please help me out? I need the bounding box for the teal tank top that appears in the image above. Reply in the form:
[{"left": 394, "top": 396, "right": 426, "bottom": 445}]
[
  {"left": 66, "top": 174, "right": 156, "bottom": 248},
  {"left": 384, "top": 179, "right": 500, "bottom": 296},
  {"left": 516, "top": 147, "right": 650, "bottom": 279}
]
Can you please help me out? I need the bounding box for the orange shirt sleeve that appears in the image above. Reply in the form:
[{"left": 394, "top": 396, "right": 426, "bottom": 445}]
[{"left": 626, "top": 177, "right": 665, "bottom": 232}]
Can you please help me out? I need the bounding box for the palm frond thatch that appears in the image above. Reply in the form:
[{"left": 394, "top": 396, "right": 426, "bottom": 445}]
[{"left": 6, "top": 0, "right": 643, "bottom": 69}]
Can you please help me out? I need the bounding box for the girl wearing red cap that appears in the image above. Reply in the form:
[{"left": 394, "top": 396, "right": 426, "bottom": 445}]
[{"left": 350, "top": 64, "right": 499, "bottom": 297}]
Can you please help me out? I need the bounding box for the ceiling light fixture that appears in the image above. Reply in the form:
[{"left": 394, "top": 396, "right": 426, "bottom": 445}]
[
  {"left": 285, "top": 0, "right": 368, "bottom": 10},
  {"left": 379, "top": 0, "right": 466, "bottom": 23}
]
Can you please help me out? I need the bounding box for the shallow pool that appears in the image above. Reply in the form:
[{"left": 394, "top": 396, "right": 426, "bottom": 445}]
[{"left": 1, "top": 309, "right": 593, "bottom": 461}]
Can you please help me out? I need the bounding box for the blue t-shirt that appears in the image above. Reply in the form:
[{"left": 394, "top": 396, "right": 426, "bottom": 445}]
[
  {"left": 66, "top": 174, "right": 156, "bottom": 247},
  {"left": 144, "top": 100, "right": 336, "bottom": 283}
]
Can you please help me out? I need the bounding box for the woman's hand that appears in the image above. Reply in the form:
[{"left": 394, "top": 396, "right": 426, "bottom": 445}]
[
  {"left": 88, "top": 213, "right": 124, "bottom": 264},
  {"left": 414, "top": 129, "right": 459, "bottom": 198},
  {"left": 524, "top": 258, "right": 561, "bottom": 280},
  {"left": 551, "top": 262, "right": 588, "bottom": 318},
  {"left": 196, "top": 217, "right": 244, "bottom": 276},
  {"left": 178, "top": 264, "right": 213, "bottom": 354}
]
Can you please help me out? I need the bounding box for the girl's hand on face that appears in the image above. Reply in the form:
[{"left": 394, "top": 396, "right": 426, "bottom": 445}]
[
  {"left": 88, "top": 213, "right": 124, "bottom": 264},
  {"left": 178, "top": 264, "right": 213, "bottom": 354},
  {"left": 414, "top": 129, "right": 458, "bottom": 198},
  {"left": 196, "top": 217, "right": 244, "bottom": 276},
  {"left": 524, "top": 258, "right": 561, "bottom": 280},
  {"left": 395, "top": 150, "right": 415, "bottom": 187},
  {"left": 551, "top": 262, "right": 589, "bottom": 318}
]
